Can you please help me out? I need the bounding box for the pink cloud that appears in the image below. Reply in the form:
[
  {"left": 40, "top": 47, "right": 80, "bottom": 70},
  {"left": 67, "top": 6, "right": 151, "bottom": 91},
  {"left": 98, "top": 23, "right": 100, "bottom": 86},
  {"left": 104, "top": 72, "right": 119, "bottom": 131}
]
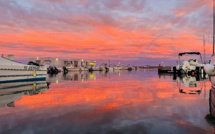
[{"left": 0, "top": 0, "right": 213, "bottom": 65}]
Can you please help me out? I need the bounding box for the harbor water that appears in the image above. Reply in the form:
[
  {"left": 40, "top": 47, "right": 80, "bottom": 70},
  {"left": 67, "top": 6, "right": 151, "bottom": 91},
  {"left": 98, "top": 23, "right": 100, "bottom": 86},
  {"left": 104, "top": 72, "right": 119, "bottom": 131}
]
[{"left": 0, "top": 70, "right": 214, "bottom": 134}]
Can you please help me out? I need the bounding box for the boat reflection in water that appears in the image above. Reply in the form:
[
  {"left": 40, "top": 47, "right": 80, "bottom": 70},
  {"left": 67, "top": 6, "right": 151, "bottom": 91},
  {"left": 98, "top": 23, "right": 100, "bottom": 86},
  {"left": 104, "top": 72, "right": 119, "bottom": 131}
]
[
  {"left": 46, "top": 70, "right": 123, "bottom": 84},
  {"left": 0, "top": 80, "right": 50, "bottom": 108},
  {"left": 47, "top": 72, "right": 92, "bottom": 84},
  {"left": 205, "top": 76, "right": 215, "bottom": 127},
  {"left": 159, "top": 73, "right": 208, "bottom": 95},
  {"left": 174, "top": 75, "right": 207, "bottom": 95}
]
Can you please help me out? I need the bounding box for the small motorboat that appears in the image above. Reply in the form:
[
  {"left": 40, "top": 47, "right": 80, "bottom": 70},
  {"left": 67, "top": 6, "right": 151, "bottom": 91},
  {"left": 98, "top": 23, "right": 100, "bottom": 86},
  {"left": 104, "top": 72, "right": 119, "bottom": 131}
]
[
  {"left": 113, "top": 65, "right": 122, "bottom": 70},
  {"left": 173, "top": 52, "right": 205, "bottom": 76}
]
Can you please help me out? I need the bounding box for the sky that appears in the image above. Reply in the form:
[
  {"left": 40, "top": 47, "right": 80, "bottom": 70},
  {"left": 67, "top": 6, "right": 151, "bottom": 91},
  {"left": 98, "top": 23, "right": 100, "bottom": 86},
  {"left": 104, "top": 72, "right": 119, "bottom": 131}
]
[{"left": 0, "top": 0, "right": 213, "bottom": 65}]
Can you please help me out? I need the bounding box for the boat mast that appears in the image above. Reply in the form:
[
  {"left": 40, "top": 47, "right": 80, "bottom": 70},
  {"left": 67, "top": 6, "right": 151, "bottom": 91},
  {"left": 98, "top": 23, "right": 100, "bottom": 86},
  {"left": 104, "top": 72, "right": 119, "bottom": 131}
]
[
  {"left": 203, "top": 35, "right": 206, "bottom": 63},
  {"left": 213, "top": 0, "right": 215, "bottom": 55}
]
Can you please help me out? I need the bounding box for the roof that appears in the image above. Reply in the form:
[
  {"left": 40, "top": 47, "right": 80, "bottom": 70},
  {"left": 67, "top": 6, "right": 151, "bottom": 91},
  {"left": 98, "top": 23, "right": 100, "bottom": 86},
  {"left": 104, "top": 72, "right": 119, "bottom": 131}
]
[
  {"left": 29, "top": 57, "right": 90, "bottom": 62},
  {"left": 178, "top": 52, "right": 201, "bottom": 56},
  {"left": 0, "top": 56, "right": 25, "bottom": 66}
]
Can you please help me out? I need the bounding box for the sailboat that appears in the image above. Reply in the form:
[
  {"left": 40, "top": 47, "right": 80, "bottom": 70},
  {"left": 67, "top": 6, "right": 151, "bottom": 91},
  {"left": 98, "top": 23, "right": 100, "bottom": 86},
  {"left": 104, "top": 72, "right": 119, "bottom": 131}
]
[{"left": 204, "top": 0, "right": 215, "bottom": 75}]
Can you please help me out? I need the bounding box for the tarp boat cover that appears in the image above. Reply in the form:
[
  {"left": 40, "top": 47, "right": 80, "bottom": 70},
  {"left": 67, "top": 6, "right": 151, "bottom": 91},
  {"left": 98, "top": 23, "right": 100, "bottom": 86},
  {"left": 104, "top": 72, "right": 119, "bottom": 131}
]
[{"left": 178, "top": 52, "right": 201, "bottom": 56}]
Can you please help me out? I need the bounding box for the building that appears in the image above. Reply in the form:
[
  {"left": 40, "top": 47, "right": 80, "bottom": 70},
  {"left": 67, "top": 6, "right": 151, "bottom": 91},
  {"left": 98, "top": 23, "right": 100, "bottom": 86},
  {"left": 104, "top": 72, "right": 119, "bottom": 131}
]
[{"left": 28, "top": 57, "right": 93, "bottom": 68}]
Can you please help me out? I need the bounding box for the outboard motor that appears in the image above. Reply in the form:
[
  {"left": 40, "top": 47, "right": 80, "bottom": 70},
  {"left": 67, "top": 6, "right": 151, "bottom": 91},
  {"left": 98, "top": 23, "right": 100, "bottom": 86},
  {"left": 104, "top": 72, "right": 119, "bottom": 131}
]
[
  {"left": 53, "top": 66, "right": 59, "bottom": 73},
  {"left": 89, "top": 67, "right": 93, "bottom": 72},
  {"left": 62, "top": 66, "right": 68, "bottom": 74},
  {"left": 173, "top": 66, "right": 177, "bottom": 74},
  {"left": 48, "top": 66, "right": 59, "bottom": 74},
  {"left": 105, "top": 67, "right": 109, "bottom": 72},
  {"left": 47, "top": 66, "right": 53, "bottom": 74}
]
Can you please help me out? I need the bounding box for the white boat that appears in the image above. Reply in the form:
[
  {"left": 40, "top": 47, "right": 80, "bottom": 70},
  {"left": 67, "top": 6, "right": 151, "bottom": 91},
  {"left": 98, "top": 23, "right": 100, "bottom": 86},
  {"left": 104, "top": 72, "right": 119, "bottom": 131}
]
[
  {"left": 122, "top": 66, "right": 129, "bottom": 70},
  {"left": 0, "top": 56, "right": 47, "bottom": 83},
  {"left": 108, "top": 67, "right": 114, "bottom": 72},
  {"left": 131, "top": 67, "right": 136, "bottom": 70},
  {"left": 67, "top": 67, "right": 81, "bottom": 71},
  {"left": 173, "top": 52, "right": 204, "bottom": 75},
  {"left": 100, "top": 63, "right": 108, "bottom": 71},
  {"left": 204, "top": 63, "right": 215, "bottom": 75},
  {"left": 89, "top": 66, "right": 103, "bottom": 71},
  {"left": 113, "top": 65, "right": 122, "bottom": 70}
]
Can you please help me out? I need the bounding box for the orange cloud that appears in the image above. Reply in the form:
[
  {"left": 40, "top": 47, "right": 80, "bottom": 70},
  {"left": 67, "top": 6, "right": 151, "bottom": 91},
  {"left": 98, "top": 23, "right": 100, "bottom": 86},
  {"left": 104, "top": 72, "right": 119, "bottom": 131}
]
[{"left": 0, "top": 0, "right": 213, "bottom": 64}]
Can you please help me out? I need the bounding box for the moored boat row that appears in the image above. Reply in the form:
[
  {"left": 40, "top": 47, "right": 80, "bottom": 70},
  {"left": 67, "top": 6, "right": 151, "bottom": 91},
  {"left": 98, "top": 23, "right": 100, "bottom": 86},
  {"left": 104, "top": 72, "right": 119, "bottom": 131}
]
[
  {"left": 0, "top": 55, "right": 139, "bottom": 83},
  {"left": 29, "top": 57, "right": 138, "bottom": 74}
]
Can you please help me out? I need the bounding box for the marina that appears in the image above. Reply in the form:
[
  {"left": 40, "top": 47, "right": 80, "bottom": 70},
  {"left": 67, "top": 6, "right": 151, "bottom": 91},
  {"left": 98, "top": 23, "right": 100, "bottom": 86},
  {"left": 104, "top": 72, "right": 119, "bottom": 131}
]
[{"left": 1, "top": 0, "right": 215, "bottom": 133}]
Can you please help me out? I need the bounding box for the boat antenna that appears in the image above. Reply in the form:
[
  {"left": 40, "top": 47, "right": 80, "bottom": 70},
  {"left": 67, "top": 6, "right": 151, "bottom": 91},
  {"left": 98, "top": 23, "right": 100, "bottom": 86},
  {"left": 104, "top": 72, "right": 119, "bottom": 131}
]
[{"left": 213, "top": 0, "right": 215, "bottom": 55}]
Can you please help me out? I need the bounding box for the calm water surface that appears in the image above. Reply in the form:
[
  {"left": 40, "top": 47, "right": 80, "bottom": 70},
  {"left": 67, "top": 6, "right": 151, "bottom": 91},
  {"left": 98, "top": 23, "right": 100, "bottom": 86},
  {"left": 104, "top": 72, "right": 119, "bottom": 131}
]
[{"left": 0, "top": 70, "right": 214, "bottom": 134}]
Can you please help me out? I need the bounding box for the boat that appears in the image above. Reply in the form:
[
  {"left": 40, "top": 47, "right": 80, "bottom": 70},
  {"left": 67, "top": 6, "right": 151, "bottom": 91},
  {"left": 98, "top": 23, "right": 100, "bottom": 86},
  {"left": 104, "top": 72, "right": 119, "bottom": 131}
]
[
  {"left": 113, "top": 65, "right": 122, "bottom": 70},
  {"left": 88, "top": 66, "right": 103, "bottom": 71},
  {"left": 100, "top": 63, "right": 108, "bottom": 71},
  {"left": 0, "top": 55, "right": 47, "bottom": 83},
  {"left": 122, "top": 66, "right": 129, "bottom": 70},
  {"left": 158, "top": 61, "right": 173, "bottom": 73},
  {"left": 108, "top": 67, "right": 114, "bottom": 72},
  {"left": 158, "top": 66, "right": 172, "bottom": 73},
  {"left": 173, "top": 52, "right": 205, "bottom": 76},
  {"left": 204, "top": 0, "right": 215, "bottom": 75},
  {"left": 67, "top": 66, "right": 81, "bottom": 71},
  {"left": 131, "top": 66, "right": 136, "bottom": 70}
]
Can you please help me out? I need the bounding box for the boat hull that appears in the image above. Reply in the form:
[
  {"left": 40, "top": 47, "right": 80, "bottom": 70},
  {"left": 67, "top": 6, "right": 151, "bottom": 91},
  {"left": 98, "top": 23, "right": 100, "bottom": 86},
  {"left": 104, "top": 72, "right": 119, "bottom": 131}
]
[
  {"left": 0, "top": 70, "right": 47, "bottom": 83},
  {"left": 113, "top": 67, "right": 122, "bottom": 70},
  {"left": 204, "top": 64, "right": 215, "bottom": 76},
  {"left": 67, "top": 68, "right": 81, "bottom": 71}
]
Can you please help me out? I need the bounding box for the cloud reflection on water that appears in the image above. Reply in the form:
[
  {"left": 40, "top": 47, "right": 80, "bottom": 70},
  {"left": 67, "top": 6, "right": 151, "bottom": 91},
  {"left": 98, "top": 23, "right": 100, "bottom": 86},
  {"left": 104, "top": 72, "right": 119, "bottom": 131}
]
[{"left": 0, "top": 70, "right": 213, "bottom": 134}]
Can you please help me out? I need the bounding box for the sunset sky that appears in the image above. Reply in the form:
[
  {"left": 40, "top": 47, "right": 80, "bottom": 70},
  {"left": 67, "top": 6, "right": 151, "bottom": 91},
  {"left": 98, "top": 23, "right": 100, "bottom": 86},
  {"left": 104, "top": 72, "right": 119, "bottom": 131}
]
[{"left": 0, "top": 0, "right": 213, "bottom": 65}]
